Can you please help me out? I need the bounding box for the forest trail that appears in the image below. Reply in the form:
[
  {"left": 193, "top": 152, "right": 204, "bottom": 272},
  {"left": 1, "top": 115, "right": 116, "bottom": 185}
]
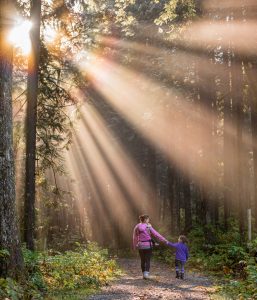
[{"left": 87, "top": 258, "right": 215, "bottom": 300}]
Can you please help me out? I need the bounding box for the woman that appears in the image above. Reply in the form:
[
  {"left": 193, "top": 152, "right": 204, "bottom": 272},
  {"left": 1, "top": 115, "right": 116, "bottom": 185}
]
[{"left": 133, "top": 214, "right": 167, "bottom": 279}]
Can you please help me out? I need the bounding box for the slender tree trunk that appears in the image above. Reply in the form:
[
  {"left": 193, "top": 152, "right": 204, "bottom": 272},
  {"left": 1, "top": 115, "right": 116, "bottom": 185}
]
[
  {"left": 210, "top": 71, "right": 219, "bottom": 226},
  {"left": 198, "top": 186, "right": 207, "bottom": 226},
  {"left": 168, "top": 165, "right": 178, "bottom": 234},
  {"left": 24, "top": 0, "right": 41, "bottom": 250},
  {"left": 183, "top": 176, "right": 192, "bottom": 233},
  {"left": 232, "top": 58, "right": 244, "bottom": 236},
  {"left": 175, "top": 173, "right": 182, "bottom": 232},
  {"left": 248, "top": 64, "right": 257, "bottom": 229},
  {"left": 223, "top": 50, "right": 232, "bottom": 229},
  {"left": 0, "top": 2, "right": 23, "bottom": 277},
  {"left": 252, "top": 115, "right": 257, "bottom": 229}
]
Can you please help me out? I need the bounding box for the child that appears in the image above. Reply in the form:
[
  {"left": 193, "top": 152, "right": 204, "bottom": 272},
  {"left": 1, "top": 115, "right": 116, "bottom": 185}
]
[{"left": 166, "top": 235, "right": 189, "bottom": 279}]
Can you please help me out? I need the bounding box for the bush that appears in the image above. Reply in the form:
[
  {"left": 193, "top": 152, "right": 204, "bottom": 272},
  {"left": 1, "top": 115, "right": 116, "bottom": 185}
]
[
  {"left": 188, "top": 225, "right": 257, "bottom": 299},
  {"left": 0, "top": 243, "right": 120, "bottom": 299},
  {"left": 41, "top": 242, "right": 120, "bottom": 292},
  {"left": 154, "top": 223, "right": 257, "bottom": 299},
  {"left": 0, "top": 278, "right": 24, "bottom": 300}
]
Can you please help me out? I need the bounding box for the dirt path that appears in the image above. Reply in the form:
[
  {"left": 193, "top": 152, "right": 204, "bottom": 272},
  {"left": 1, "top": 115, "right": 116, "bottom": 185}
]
[{"left": 87, "top": 258, "right": 215, "bottom": 300}]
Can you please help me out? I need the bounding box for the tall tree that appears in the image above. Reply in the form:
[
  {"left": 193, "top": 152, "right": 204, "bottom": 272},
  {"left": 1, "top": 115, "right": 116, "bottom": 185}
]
[
  {"left": 0, "top": 1, "right": 23, "bottom": 277},
  {"left": 183, "top": 175, "right": 192, "bottom": 232},
  {"left": 223, "top": 48, "right": 232, "bottom": 230},
  {"left": 248, "top": 64, "right": 257, "bottom": 229},
  {"left": 24, "top": 0, "right": 41, "bottom": 250}
]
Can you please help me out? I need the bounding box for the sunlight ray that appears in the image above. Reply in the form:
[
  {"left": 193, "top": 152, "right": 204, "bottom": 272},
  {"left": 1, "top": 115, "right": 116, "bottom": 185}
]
[
  {"left": 75, "top": 52, "right": 255, "bottom": 198},
  {"left": 97, "top": 35, "right": 245, "bottom": 99},
  {"left": 183, "top": 20, "right": 257, "bottom": 59},
  {"left": 64, "top": 143, "right": 106, "bottom": 242},
  {"left": 72, "top": 121, "right": 137, "bottom": 240},
  {"left": 79, "top": 103, "right": 154, "bottom": 214}
]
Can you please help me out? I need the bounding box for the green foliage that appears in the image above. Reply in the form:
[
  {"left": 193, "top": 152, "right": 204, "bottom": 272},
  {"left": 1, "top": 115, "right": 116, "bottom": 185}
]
[
  {"left": 188, "top": 226, "right": 257, "bottom": 299},
  {"left": 0, "top": 278, "right": 24, "bottom": 300},
  {"left": 0, "top": 248, "right": 46, "bottom": 299},
  {"left": 113, "top": 0, "right": 197, "bottom": 35},
  {"left": 23, "top": 248, "right": 46, "bottom": 293},
  {"left": 0, "top": 249, "right": 10, "bottom": 258},
  {"left": 155, "top": 0, "right": 196, "bottom": 26},
  {"left": 155, "top": 224, "right": 257, "bottom": 299},
  {"left": 114, "top": 0, "right": 137, "bottom": 36},
  {"left": 0, "top": 244, "right": 120, "bottom": 299},
  {"left": 37, "top": 43, "right": 76, "bottom": 174},
  {"left": 218, "top": 263, "right": 257, "bottom": 300},
  {"left": 187, "top": 225, "right": 248, "bottom": 271},
  {"left": 41, "top": 243, "right": 120, "bottom": 292}
]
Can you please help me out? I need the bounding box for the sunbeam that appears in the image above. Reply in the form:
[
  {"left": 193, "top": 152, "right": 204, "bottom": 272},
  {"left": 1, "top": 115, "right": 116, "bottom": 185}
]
[
  {"left": 72, "top": 47, "right": 255, "bottom": 206},
  {"left": 79, "top": 103, "right": 153, "bottom": 213},
  {"left": 76, "top": 54, "right": 218, "bottom": 187}
]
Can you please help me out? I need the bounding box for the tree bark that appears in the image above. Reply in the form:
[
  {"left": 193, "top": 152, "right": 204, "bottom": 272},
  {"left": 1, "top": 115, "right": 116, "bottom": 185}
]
[
  {"left": 183, "top": 176, "right": 192, "bottom": 233},
  {"left": 24, "top": 0, "right": 41, "bottom": 250},
  {"left": 223, "top": 52, "right": 232, "bottom": 229},
  {"left": 248, "top": 64, "right": 257, "bottom": 229},
  {"left": 0, "top": 1, "right": 24, "bottom": 277},
  {"left": 232, "top": 58, "right": 244, "bottom": 236},
  {"left": 168, "top": 165, "right": 179, "bottom": 234}
]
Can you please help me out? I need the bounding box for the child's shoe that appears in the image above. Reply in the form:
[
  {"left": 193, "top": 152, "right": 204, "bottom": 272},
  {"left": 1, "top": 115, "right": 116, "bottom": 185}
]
[
  {"left": 143, "top": 271, "right": 149, "bottom": 279},
  {"left": 175, "top": 271, "right": 180, "bottom": 279},
  {"left": 180, "top": 272, "right": 184, "bottom": 280}
]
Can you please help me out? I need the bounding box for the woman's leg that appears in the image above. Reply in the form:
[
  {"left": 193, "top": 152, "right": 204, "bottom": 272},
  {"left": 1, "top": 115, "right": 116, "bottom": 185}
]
[
  {"left": 138, "top": 249, "right": 146, "bottom": 272},
  {"left": 144, "top": 249, "right": 152, "bottom": 272}
]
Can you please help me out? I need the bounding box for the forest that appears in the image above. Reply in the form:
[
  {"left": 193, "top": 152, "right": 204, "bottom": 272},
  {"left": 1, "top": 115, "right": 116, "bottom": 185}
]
[{"left": 0, "top": 0, "right": 257, "bottom": 299}]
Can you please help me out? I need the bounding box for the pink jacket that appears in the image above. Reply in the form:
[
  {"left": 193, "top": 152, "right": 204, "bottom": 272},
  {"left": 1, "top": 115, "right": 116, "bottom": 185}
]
[{"left": 133, "top": 223, "right": 167, "bottom": 250}]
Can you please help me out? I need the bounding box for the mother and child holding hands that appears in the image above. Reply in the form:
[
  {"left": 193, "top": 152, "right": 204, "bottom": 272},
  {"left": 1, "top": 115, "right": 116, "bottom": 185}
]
[{"left": 133, "top": 214, "right": 189, "bottom": 280}]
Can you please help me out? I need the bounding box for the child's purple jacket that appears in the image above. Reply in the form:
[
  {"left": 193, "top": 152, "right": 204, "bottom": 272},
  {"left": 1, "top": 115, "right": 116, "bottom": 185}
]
[
  {"left": 167, "top": 242, "right": 189, "bottom": 262},
  {"left": 133, "top": 223, "right": 167, "bottom": 250}
]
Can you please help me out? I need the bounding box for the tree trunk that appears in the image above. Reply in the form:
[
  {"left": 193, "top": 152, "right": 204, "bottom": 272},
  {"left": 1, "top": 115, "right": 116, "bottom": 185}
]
[
  {"left": 0, "top": 2, "right": 24, "bottom": 277},
  {"left": 251, "top": 103, "right": 257, "bottom": 229},
  {"left": 248, "top": 64, "right": 257, "bottom": 229},
  {"left": 183, "top": 176, "right": 192, "bottom": 233},
  {"left": 168, "top": 165, "right": 178, "bottom": 234},
  {"left": 232, "top": 58, "right": 244, "bottom": 236},
  {"left": 198, "top": 185, "right": 207, "bottom": 226},
  {"left": 223, "top": 51, "right": 232, "bottom": 229},
  {"left": 24, "top": 0, "right": 41, "bottom": 250}
]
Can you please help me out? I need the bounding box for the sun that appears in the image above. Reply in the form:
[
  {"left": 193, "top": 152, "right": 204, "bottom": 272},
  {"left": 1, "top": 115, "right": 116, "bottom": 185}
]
[{"left": 8, "top": 19, "right": 32, "bottom": 55}]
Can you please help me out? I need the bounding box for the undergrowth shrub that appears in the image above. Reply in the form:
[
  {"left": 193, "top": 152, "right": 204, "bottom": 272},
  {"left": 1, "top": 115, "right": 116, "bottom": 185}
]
[
  {"left": 41, "top": 242, "right": 120, "bottom": 292},
  {"left": 0, "top": 243, "right": 120, "bottom": 299},
  {"left": 155, "top": 222, "right": 257, "bottom": 299}
]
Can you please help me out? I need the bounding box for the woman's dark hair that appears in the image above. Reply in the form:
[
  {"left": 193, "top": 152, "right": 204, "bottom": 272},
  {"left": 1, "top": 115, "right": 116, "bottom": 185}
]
[
  {"left": 139, "top": 214, "right": 149, "bottom": 222},
  {"left": 179, "top": 235, "right": 188, "bottom": 243}
]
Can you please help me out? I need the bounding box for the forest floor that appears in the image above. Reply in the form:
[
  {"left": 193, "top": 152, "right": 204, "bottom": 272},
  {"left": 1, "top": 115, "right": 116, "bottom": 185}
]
[{"left": 87, "top": 258, "right": 216, "bottom": 300}]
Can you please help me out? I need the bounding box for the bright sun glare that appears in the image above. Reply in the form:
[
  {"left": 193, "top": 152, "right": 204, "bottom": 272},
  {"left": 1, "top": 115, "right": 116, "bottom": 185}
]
[{"left": 8, "top": 19, "right": 32, "bottom": 55}]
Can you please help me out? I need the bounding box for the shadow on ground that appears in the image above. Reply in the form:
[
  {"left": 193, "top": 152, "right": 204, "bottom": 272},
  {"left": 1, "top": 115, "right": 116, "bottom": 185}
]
[{"left": 87, "top": 258, "right": 214, "bottom": 300}]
